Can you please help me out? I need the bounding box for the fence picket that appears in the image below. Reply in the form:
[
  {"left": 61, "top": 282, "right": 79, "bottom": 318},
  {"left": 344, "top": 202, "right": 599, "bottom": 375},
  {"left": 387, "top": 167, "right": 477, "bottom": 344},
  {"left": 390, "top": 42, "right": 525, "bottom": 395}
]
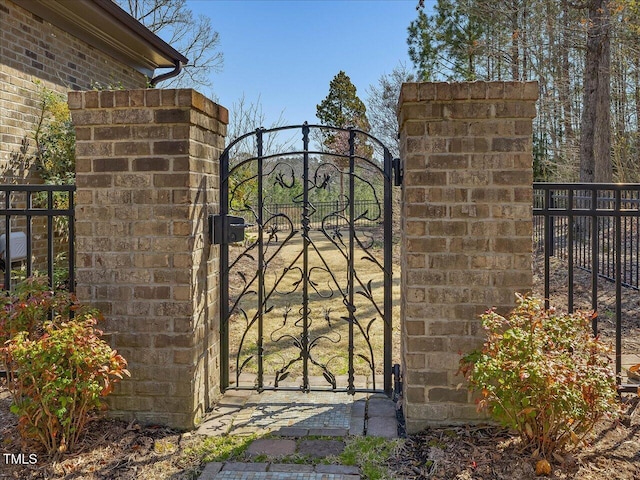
[{"left": 533, "top": 183, "right": 640, "bottom": 393}]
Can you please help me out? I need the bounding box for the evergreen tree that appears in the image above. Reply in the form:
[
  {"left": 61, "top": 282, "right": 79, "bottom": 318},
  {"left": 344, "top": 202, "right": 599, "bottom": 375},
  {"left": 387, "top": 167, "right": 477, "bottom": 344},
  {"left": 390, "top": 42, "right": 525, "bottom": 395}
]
[
  {"left": 316, "top": 71, "right": 370, "bottom": 134},
  {"left": 407, "top": 9, "right": 440, "bottom": 81},
  {"left": 316, "top": 71, "right": 373, "bottom": 201},
  {"left": 407, "top": 0, "right": 640, "bottom": 182},
  {"left": 316, "top": 71, "right": 372, "bottom": 158},
  {"left": 407, "top": 0, "right": 486, "bottom": 81}
]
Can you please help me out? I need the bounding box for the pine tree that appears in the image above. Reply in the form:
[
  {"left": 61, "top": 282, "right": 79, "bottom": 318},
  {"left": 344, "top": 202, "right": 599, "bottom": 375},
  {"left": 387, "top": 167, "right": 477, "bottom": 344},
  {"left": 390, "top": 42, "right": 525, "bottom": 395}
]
[
  {"left": 407, "top": 9, "right": 439, "bottom": 81},
  {"left": 407, "top": 0, "right": 486, "bottom": 81},
  {"left": 316, "top": 71, "right": 370, "bottom": 134},
  {"left": 316, "top": 71, "right": 372, "bottom": 200},
  {"left": 316, "top": 71, "right": 371, "bottom": 157},
  {"left": 406, "top": 0, "right": 640, "bottom": 182}
]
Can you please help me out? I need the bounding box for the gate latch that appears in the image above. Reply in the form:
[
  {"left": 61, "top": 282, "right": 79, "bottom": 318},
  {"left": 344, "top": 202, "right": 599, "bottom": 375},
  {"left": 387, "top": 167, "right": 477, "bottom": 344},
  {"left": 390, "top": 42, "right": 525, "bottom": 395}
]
[{"left": 209, "top": 215, "right": 252, "bottom": 245}]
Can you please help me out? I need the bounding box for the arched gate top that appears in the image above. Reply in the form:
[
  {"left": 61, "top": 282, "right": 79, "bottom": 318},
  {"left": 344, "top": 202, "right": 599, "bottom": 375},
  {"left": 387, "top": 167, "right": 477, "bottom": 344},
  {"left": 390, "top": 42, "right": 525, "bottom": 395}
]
[{"left": 220, "top": 123, "right": 403, "bottom": 187}]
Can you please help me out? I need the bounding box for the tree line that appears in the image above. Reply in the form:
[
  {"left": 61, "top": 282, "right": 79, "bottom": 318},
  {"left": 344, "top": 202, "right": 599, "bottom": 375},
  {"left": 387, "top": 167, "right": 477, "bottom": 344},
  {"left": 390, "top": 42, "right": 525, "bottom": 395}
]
[
  {"left": 118, "top": 0, "right": 640, "bottom": 183},
  {"left": 408, "top": 0, "right": 640, "bottom": 182}
]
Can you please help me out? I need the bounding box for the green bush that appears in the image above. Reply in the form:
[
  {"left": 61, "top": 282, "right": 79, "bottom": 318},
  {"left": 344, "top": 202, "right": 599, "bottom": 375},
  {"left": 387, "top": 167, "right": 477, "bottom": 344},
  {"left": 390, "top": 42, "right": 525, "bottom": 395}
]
[
  {"left": 459, "top": 294, "right": 619, "bottom": 458},
  {"left": 0, "top": 277, "right": 73, "bottom": 346},
  {"left": 32, "top": 82, "right": 75, "bottom": 186},
  {"left": 1, "top": 278, "right": 129, "bottom": 454},
  {"left": 8, "top": 255, "right": 72, "bottom": 293},
  {"left": 31, "top": 82, "right": 76, "bottom": 239}
]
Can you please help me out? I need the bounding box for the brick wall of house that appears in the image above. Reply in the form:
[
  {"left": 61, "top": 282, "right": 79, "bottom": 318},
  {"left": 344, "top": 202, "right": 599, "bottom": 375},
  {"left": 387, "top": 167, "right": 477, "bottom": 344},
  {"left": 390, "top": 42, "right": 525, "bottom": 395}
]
[
  {"left": 397, "top": 81, "right": 538, "bottom": 433},
  {"left": 0, "top": 0, "right": 148, "bottom": 180},
  {"left": 69, "top": 89, "right": 227, "bottom": 429}
]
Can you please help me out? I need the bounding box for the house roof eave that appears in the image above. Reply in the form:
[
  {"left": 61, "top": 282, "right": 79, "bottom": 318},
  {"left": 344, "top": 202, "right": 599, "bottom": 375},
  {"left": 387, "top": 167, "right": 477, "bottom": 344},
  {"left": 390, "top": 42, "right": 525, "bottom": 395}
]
[{"left": 13, "top": 0, "right": 188, "bottom": 80}]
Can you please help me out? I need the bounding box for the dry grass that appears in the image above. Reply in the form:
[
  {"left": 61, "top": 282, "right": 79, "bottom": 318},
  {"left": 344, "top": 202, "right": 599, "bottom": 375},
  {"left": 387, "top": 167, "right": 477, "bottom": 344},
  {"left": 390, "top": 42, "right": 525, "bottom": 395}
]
[{"left": 226, "top": 228, "right": 401, "bottom": 388}]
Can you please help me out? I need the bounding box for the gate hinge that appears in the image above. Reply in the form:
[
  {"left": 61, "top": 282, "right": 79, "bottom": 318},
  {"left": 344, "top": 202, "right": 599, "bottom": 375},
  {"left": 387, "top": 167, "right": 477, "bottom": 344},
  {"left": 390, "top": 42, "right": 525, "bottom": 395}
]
[
  {"left": 393, "top": 363, "right": 403, "bottom": 397},
  {"left": 392, "top": 158, "right": 403, "bottom": 186}
]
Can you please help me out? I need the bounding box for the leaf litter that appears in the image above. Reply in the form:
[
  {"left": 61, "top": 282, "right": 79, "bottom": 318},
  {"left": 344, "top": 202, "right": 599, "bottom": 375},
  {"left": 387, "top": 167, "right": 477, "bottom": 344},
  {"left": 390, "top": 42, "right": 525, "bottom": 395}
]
[{"left": 386, "top": 396, "right": 640, "bottom": 479}]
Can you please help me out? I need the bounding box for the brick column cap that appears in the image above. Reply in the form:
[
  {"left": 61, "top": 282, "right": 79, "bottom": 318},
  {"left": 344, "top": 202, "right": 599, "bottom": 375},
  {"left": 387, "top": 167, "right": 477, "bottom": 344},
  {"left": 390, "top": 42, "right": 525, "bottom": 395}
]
[
  {"left": 68, "top": 89, "right": 228, "bottom": 125},
  {"left": 398, "top": 81, "right": 539, "bottom": 105}
]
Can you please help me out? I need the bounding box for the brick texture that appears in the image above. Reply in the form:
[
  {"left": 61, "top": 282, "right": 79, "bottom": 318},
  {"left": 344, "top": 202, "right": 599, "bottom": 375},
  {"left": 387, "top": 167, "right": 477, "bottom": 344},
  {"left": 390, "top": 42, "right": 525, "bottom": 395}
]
[
  {"left": 70, "top": 89, "right": 228, "bottom": 429},
  {"left": 0, "top": 0, "right": 150, "bottom": 270},
  {"left": 0, "top": 0, "right": 147, "bottom": 180},
  {"left": 397, "top": 81, "right": 537, "bottom": 433}
]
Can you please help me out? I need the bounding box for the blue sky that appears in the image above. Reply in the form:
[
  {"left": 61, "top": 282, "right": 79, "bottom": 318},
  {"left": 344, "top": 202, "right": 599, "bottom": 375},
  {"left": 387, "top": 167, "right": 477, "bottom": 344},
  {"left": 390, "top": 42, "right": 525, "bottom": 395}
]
[{"left": 188, "top": 0, "right": 423, "bottom": 128}]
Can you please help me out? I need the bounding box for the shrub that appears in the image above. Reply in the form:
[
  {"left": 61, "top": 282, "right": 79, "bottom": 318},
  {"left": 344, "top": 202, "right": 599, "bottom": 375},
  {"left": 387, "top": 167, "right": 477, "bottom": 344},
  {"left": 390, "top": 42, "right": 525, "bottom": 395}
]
[
  {"left": 1, "top": 278, "right": 129, "bottom": 454},
  {"left": 0, "top": 277, "right": 73, "bottom": 346},
  {"left": 8, "top": 256, "right": 72, "bottom": 294},
  {"left": 459, "top": 294, "right": 619, "bottom": 458},
  {"left": 32, "top": 82, "right": 75, "bottom": 186}
]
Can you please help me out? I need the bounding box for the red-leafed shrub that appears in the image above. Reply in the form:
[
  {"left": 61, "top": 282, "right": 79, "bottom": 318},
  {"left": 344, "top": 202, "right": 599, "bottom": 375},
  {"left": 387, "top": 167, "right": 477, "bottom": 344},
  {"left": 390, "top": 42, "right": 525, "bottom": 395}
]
[
  {"left": 459, "top": 294, "right": 619, "bottom": 458},
  {"left": 1, "top": 277, "right": 129, "bottom": 454},
  {"left": 0, "top": 277, "right": 73, "bottom": 346}
]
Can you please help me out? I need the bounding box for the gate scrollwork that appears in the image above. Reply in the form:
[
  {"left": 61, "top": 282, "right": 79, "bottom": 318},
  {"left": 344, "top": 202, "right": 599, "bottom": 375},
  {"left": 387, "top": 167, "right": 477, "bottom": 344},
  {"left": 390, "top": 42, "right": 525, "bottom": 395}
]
[{"left": 219, "top": 123, "right": 397, "bottom": 394}]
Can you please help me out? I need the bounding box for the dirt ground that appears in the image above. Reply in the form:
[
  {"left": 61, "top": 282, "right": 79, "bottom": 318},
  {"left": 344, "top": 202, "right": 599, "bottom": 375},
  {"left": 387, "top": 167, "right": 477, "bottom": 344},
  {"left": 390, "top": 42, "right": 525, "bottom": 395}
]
[
  {"left": 2, "top": 382, "right": 639, "bottom": 479},
  {"left": 532, "top": 254, "right": 640, "bottom": 356},
  {"left": 388, "top": 395, "right": 640, "bottom": 480},
  {"left": 1, "top": 382, "right": 216, "bottom": 479}
]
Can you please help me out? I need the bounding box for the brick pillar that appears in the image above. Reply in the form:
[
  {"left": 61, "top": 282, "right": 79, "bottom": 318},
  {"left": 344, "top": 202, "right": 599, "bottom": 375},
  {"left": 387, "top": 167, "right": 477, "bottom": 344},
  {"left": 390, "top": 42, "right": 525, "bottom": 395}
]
[
  {"left": 68, "top": 89, "right": 227, "bottom": 429},
  {"left": 397, "top": 82, "right": 538, "bottom": 432}
]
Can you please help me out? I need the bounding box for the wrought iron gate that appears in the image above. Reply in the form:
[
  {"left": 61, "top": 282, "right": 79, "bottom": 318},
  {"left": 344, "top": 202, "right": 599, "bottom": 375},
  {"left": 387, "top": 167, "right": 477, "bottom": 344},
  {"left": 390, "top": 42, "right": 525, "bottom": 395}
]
[{"left": 213, "top": 124, "right": 402, "bottom": 395}]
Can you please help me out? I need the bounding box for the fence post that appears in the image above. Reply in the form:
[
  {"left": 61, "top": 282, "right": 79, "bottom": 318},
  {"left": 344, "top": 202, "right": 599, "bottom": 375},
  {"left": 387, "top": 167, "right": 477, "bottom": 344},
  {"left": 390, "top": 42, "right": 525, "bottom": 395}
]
[
  {"left": 69, "top": 89, "right": 227, "bottom": 429},
  {"left": 548, "top": 190, "right": 555, "bottom": 257},
  {"left": 397, "top": 81, "right": 537, "bottom": 432}
]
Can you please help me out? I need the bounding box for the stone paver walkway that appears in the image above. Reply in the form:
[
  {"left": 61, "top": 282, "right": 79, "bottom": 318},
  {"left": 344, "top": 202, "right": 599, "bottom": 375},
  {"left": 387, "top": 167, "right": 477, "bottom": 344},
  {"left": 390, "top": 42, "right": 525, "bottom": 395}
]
[
  {"left": 195, "top": 390, "right": 401, "bottom": 480},
  {"left": 199, "top": 461, "right": 360, "bottom": 480}
]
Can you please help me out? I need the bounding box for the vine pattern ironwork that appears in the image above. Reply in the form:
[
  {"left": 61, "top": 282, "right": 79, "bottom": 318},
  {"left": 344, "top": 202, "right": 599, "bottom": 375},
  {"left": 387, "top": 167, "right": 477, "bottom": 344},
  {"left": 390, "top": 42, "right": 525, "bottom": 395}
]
[{"left": 219, "top": 123, "right": 395, "bottom": 394}]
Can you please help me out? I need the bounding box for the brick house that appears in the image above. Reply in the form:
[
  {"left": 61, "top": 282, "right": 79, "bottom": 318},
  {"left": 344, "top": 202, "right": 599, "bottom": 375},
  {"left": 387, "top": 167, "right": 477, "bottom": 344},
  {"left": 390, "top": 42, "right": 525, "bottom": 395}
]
[{"left": 0, "top": 0, "right": 187, "bottom": 180}]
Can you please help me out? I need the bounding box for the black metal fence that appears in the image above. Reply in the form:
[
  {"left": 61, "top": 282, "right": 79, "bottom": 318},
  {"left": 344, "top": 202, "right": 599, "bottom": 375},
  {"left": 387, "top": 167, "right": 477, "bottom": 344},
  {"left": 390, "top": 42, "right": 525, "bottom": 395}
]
[
  {"left": 534, "top": 184, "right": 640, "bottom": 290},
  {"left": 241, "top": 200, "right": 383, "bottom": 231},
  {"left": 0, "top": 184, "right": 75, "bottom": 291},
  {"left": 533, "top": 182, "right": 640, "bottom": 392}
]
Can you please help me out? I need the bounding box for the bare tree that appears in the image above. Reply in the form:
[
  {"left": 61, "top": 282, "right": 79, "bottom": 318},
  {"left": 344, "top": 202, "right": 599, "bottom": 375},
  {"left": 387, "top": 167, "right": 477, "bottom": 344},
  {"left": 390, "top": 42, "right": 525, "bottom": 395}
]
[
  {"left": 116, "top": 0, "right": 223, "bottom": 89},
  {"left": 227, "top": 94, "right": 294, "bottom": 156},
  {"left": 366, "top": 64, "right": 415, "bottom": 157}
]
